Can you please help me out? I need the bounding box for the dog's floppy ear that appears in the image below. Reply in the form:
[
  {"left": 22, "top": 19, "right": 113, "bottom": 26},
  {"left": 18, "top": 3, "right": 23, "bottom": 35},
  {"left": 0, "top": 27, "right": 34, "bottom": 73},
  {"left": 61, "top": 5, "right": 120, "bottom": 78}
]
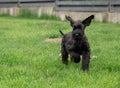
[
  {"left": 82, "top": 15, "right": 94, "bottom": 27},
  {"left": 65, "top": 15, "right": 74, "bottom": 27}
]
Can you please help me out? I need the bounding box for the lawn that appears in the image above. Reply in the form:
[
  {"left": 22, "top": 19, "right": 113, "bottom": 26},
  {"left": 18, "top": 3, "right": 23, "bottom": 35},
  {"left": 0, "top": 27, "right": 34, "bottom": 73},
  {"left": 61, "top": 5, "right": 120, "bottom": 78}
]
[{"left": 0, "top": 17, "right": 120, "bottom": 88}]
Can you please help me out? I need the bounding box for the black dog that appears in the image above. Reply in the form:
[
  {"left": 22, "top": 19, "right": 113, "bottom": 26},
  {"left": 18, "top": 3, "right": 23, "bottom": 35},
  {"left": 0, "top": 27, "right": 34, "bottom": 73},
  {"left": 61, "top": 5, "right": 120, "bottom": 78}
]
[{"left": 60, "top": 15, "right": 94, "bottom": 71}]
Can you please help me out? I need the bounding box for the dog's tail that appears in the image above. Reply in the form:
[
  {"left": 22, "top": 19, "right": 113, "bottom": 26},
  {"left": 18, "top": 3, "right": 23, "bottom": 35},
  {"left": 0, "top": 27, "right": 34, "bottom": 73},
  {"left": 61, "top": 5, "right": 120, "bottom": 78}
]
[{"left": 59, "top": 30, "right": 65, "bottom": 36}]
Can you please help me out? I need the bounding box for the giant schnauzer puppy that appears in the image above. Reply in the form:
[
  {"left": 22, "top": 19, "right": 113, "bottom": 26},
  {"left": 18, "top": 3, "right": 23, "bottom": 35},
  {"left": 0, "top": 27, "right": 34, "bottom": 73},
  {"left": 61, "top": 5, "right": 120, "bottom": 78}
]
[{"left": 60, "top": 15, "right": 94, "bottom": 71}]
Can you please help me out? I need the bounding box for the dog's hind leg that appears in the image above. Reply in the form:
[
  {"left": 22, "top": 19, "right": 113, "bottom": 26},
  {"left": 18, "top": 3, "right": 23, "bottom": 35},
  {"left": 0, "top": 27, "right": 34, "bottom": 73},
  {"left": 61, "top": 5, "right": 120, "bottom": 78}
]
[{"left": 70, "top": 52, "right": 80, "bottom": 63}]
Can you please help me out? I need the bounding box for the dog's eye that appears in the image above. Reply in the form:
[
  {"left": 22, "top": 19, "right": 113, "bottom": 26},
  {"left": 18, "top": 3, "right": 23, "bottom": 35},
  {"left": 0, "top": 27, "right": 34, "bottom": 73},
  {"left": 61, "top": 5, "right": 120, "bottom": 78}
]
[{"left": 73, "top": 25, "right": 82, "bottom": 30}]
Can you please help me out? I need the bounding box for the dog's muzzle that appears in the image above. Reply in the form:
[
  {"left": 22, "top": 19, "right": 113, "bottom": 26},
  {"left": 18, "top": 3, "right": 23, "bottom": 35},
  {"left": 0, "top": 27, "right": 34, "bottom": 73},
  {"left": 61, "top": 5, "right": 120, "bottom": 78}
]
[
  {"left": 75, "top": 34, "right": 80, "bottom": 37},
  {"left": 74, "top": 33, "right": 82, "bottom": 40}
]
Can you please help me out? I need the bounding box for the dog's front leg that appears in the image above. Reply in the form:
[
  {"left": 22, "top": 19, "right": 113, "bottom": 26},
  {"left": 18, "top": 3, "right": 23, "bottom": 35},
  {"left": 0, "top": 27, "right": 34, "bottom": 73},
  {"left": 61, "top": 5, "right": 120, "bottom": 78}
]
[{"left": 82, "top": 52, "right": 90, "bottom": 71}]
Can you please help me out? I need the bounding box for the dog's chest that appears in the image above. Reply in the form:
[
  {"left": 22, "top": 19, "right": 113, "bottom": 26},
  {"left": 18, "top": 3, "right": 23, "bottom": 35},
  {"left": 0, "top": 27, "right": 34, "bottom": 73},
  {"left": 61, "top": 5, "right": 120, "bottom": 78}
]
[
  {"left": 65, "top": 39, "right": 82, "bottom": 51},
  {"left": 64, "top": 33, "right": 86, "bottom": 53}
]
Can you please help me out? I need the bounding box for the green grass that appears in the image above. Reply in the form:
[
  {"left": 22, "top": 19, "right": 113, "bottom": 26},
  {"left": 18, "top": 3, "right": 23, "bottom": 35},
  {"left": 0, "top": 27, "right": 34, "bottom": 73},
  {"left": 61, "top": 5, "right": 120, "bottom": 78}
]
[
  {"left": 1, "top": 9, "right": 60, "bottom": 20},
  {"left": 18, "top": 9, "right": 60, "bottom": 20},
  {"left": 18, "top": 9, "right": 38, "bottom": 19},
  {"left": 0, "top": 16, "right": 120, "bottom": 88}
]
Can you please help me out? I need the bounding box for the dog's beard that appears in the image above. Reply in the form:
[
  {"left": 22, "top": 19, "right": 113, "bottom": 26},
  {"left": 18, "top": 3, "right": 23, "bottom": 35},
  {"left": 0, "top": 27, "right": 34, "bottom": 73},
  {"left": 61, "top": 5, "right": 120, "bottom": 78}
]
[
  {"left": 74, "top": 37, "right": 81, "bottom": 41},
  {"left": 73, "top": 35, "right": 82, "bottom": 42}
]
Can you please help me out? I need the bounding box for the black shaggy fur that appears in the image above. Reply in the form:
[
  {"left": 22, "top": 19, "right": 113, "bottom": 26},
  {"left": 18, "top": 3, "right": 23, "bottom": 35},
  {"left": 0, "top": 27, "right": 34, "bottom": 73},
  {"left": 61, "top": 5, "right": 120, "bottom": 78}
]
[{"left": 60, "top": 15, "right": 94, "bottom": 71}]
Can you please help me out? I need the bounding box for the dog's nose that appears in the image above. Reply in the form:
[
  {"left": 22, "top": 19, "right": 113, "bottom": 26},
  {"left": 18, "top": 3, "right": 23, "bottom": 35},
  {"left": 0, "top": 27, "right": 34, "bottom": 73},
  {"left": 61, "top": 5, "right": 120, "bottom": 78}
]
[{"left": 75, "top": 34, "right": 79, "bottom": 37}]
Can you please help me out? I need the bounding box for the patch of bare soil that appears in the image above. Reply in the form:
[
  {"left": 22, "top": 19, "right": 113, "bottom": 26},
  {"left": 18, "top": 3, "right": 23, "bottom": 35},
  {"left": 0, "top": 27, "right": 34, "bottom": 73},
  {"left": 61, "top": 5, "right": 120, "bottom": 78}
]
[{"left": 45, "top": 38, "right": 62, "bottom": 43}]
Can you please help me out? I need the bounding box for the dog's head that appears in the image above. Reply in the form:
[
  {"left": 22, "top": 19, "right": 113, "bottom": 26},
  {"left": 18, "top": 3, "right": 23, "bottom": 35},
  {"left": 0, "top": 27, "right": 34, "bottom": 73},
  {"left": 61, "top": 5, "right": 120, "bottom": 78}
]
[{"left": 66, "top": 15, "right": 94, "bottom": 41}]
